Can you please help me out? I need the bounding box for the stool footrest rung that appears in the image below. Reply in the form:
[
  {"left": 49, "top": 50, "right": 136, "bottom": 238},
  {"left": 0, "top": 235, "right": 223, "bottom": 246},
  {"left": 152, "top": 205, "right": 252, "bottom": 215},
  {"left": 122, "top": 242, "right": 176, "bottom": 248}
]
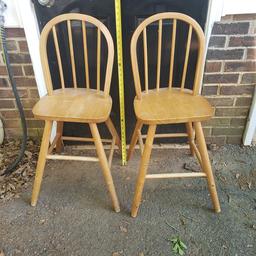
[
  {"left": 146, "top": 172, "right": 206, "bottom": 179},
  {"left": 46, "top": 154, "right": 99, "bottom": 162}
]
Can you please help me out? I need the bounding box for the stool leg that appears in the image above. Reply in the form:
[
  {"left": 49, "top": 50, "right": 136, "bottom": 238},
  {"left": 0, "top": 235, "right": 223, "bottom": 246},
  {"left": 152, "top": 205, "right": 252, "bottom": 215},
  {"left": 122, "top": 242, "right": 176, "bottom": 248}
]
[
  {"left": 31, "top": 120, "right": 53, "bottom": 206},
  {"left": 186, "top": 122, "right": 195, "bottom": 157},
  {"left": 105, "top": 118, "right": 121, "bottom": 151},
  {"left": 55, "top": 121, "right": 64, "bottom": 153},
  {"left": 194, "top": 122, "right": 221, "bottom": 213},
  {"left": 131, "top": 124, "right": 156, "bottom": 217},
  {"left": 127, "top": 121, "right": 143, "bottom": 161},
  {"left": 89, "top": 123, "right": 120, "bottom": 212}
]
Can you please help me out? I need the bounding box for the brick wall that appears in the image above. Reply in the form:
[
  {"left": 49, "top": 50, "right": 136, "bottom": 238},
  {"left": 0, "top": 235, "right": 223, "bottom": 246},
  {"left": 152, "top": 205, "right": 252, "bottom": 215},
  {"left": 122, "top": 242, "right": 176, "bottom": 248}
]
[
  {"left": 0, "top": 28, "right": 43, "bottom": 138},
  {"left": 202, "top": 14, "right": 256, "bottom": 145}
]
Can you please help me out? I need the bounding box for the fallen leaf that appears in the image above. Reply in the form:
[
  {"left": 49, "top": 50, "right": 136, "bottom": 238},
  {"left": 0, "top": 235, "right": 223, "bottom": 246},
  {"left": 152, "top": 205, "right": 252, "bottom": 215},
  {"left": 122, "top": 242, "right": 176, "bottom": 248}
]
[{"left": 120, "top": 226, "right": 127, "bottom": 233}]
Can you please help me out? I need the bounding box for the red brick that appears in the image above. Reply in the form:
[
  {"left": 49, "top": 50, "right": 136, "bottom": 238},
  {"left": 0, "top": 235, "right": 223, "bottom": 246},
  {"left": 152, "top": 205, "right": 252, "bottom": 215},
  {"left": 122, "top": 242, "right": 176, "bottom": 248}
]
[
  {"left": 0, "top": 110, "right": 34, "bottom": 119},
  {"left": 212, "top": 22, "right": 249, "bottom": 35},
  {"left": 0, "top": 78, "right": 9, "bottom": 87},
  {"left": 207, "top": 97, "right": 234, "bottom": 106},
  {"left": 26, "top": 119, "right": 44, "bottom": 128},
  {"left": 226, "top": 136, "right": 242, "bottom": 144},
  {"left": 203, "top": 74, "right": 239, "bottom": 84},
  {"left": 229, "top": 36, "right": 256, "bottom": 47},
  {"left": 18, "top": 41, "right": 29, "bottom": 52},
  {"left": 14, "top": 77, "right": 37, "bottom": 87},
  {"left": 6, "top": 28, "right": 25, "bottom": 38},
  {"left": 202, "top": 85, "right": 218, "bottom": 95},
  {"left": 235, "top": 97, "right": 252, "bottom": 106},
  {"left": 29, "top": 89, "right": 39, "bottom": 98},
  {"left": 241, "top": 73, "right": 256, "bottom": 84},
  {"left": 246, "top": 48, "right": 256, "bottom": 59},
  {"left": 212, "top": 127, "right": 244, "bottom": 135},
  {"left": 23, "top": 65, "right": 34, "bottom": 76},
  {"left": 0, "top": 88, "right": 28, "bottom": 98},
  {"left": 0, "top": 99, "right": 15, "bottom": 108},
  {"left": 220, "top": 85, "right": 254, "bottom": 95},
  {"left": 205, "top": 136, "right": 226, "bottom": 146},
  {"left": 215, "top": 107, "right": 248, "bottom": 117},
  {"left": 230, "top": 118, "right": 247, "bottom": 126},
  {"left": 207, "top": 49, "right": 244, "bottom": 60},
  {"left": 203, "top": 117, "right": 231, "bottom": 126},
  {"left": 3, "top": 119, "right": 21, "bottom": 128},
  {"left": 224, "top": 61, "right": 256, "bottom": 72},
  {"left": 6, "top": 40, "right": 18, "bottom": 51},
  {"left": 232, "top": 14, "right": 256, "bottom": 21},
  {"left": 208, "top": 36, "right": 226, "bottom": 48},
  {"left": 9, "top": 53, "right": 31, "bottom": 64},
  {"left": 0, "top": 65, "right": 23, "bottom": 76},
  {"left": 204, "top": 62, "right": 222, "bottom": 73},
  {"left": 21, "top": 99, "right": 37, "bottom": 108}
]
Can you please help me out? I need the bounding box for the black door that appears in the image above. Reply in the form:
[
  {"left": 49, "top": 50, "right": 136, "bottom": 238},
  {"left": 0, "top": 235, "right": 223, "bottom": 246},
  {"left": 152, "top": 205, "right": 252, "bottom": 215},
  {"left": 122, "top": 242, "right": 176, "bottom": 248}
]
[{"left": 33, "top": 0, "right": 209, "bottom": 142}]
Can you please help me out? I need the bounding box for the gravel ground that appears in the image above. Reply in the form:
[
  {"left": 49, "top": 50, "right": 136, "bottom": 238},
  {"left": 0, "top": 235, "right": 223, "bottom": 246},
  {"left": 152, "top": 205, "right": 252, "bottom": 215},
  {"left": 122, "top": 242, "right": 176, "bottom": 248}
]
[{"left": 0, "top": 144, "right": 255, "bottom": 256}]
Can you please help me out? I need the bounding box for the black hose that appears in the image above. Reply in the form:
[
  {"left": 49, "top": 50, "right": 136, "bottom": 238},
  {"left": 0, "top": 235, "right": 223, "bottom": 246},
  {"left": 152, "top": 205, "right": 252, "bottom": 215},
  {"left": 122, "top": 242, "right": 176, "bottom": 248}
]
[{"left": 0, "top": 25, "right": 28, "bottom": 176}]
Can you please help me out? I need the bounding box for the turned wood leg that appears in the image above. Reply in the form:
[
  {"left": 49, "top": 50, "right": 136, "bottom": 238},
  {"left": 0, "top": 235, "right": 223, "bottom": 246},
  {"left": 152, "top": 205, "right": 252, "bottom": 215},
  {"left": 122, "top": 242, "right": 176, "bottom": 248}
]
[
  {"left": 194, "top": 122, "right": 221, "bottom": 213},
  {"left": 55, "top": 121, "right": 64, "bottom": 153},
  {"left": 89, "top": 123, "right": 120, "bottom": 212},
  {"left": 186, "top": 122, "right": 195, "bottom": 157},
  {"left": 131, "top": 124, "right": 156, "bottom": 217},
  {"left": 127, "top": 121, "right": 143, "bottom": 161},
  {"left": 105, "top": 118, "right": 121, "bottom": 151},
  {"left": 31, "top": 120, "right": 53, "bottom": 206}
]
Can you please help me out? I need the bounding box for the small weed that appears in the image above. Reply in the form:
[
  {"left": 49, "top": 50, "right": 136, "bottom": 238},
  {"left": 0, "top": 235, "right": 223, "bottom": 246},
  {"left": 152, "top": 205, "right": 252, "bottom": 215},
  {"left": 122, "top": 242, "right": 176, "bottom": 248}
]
[{"left": 170, "top": 237, "right": 187, "bottom": 255}]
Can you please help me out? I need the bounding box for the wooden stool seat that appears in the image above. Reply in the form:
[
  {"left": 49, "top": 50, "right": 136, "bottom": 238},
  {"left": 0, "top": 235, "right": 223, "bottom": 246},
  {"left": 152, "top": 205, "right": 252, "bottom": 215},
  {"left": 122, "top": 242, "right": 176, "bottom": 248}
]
[
  {"left": 134, "top": 88, "right": 214, "bottom": 124},
  {"left": 33, "top": 88, "right": 112, "bottom": 123}
]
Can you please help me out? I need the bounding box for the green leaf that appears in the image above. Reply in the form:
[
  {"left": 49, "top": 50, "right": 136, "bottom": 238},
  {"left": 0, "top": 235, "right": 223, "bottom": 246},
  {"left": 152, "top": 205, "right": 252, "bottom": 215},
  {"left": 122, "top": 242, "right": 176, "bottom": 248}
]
[{"left": 179, "top": 240, "right": 187, "bottom": 249}]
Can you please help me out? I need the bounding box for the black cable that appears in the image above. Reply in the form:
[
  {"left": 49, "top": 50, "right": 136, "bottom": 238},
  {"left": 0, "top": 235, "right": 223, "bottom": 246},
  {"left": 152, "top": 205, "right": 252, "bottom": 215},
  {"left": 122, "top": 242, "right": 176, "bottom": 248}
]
[{"left": 0, "top": 25, "right": 28, "bottom": 176}]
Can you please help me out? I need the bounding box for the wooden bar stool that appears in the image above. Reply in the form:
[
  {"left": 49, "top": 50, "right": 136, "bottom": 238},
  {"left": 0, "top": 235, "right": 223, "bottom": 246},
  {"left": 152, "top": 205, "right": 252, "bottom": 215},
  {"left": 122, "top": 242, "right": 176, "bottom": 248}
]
[
  {"left": 31, "top": 14, "right": 120, "bottom": 212},
  {"left": 128, "top": 12, "right": 221, "bottom": 217}
]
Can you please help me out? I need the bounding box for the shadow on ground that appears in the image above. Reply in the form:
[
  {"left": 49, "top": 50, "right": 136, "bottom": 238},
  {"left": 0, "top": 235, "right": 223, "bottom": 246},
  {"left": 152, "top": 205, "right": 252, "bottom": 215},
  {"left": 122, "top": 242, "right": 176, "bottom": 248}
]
[{"left": 0, "top": 145, "right": 255, "bottom": 255}]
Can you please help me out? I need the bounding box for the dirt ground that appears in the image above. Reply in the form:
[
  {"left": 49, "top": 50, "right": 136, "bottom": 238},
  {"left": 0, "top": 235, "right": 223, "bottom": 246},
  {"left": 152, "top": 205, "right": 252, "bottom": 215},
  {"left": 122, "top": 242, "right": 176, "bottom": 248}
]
[{"left": 0, "top": 144, "right": 255, "bottom": 256}]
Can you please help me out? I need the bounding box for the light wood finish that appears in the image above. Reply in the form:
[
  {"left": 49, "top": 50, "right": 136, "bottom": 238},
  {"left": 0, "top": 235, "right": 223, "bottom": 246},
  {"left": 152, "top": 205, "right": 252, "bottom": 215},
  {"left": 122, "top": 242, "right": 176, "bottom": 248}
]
[
  {"left": 134, "top": 88, "right": 214, "bottom": 125},
  {"left": 55, "top": 121, "right": 64, "bottom": 153},
  {"left": 146, "top": 172, "right": 206, "bottom": 179},
  {"left": 62, "top": 136, "right": 113, "bottom": 143},
  {"left": 129, "top": 12, "right": 220, "bottom": 217},
  {"left": 108, "top": 136, "right": 116, "bottom": 168},
  {"left": 181, "top": 25, "right": 192, "bottom": 91},
  {"left": 143, "top": 28, "right": 148, "bottom": 93},
  {"left": 67, "top": 20, "right": 77, "bottom": 88},
  {"left": 131, "top": 124, "right": 156, "bottom": 217},
  {"left": 40, "top": 13, "right": 114, "bottom": 96},
  {"left": 105, "top": 118, "right": 121, "bottom": 150},
  {"left": 33, "top": 88, "right": 112, "bottom": 123},
  {"left": 141, "top": 133, "right": 187, "bottom": 139},
  {"left": 186, "top": 122, "right": 195, "bottom": 156},
  {"left": 89, "top": 123, "right": 120, "bottom": 212},
  {"left": 52, "top": 26, "right": 65, "bottom": 89},
  {"left": 46, "top": 154, "right": 99, "bottom": 162},
  {"left": 138, "top": 129, "right": 144, "bottom": 156},
  {"left": 156, "top": 20, "right": 162, "bottom": 91},
  {"left": 194, "top": 122, "right": 221, "bottom": 213},
  {"left": 97, "top": 28, "right": 101, "bottom": 91},
  {"left": 168, "top": 19, "right": 176, "bottom": 88},
  {"left": 82, "top": 21, "right": 90, "bottom": 89},
  {"left": 31, "top": 121, "right": 52, "bottom": 206},
  {"left": 127, "top": 121, "right": 143, "bottom": 161},
  {"left": 32, "top": 14, "right": 120, "bottom": 212},
  {"left": 47, "top": 133, "right": 61, "bottom": 154}
]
